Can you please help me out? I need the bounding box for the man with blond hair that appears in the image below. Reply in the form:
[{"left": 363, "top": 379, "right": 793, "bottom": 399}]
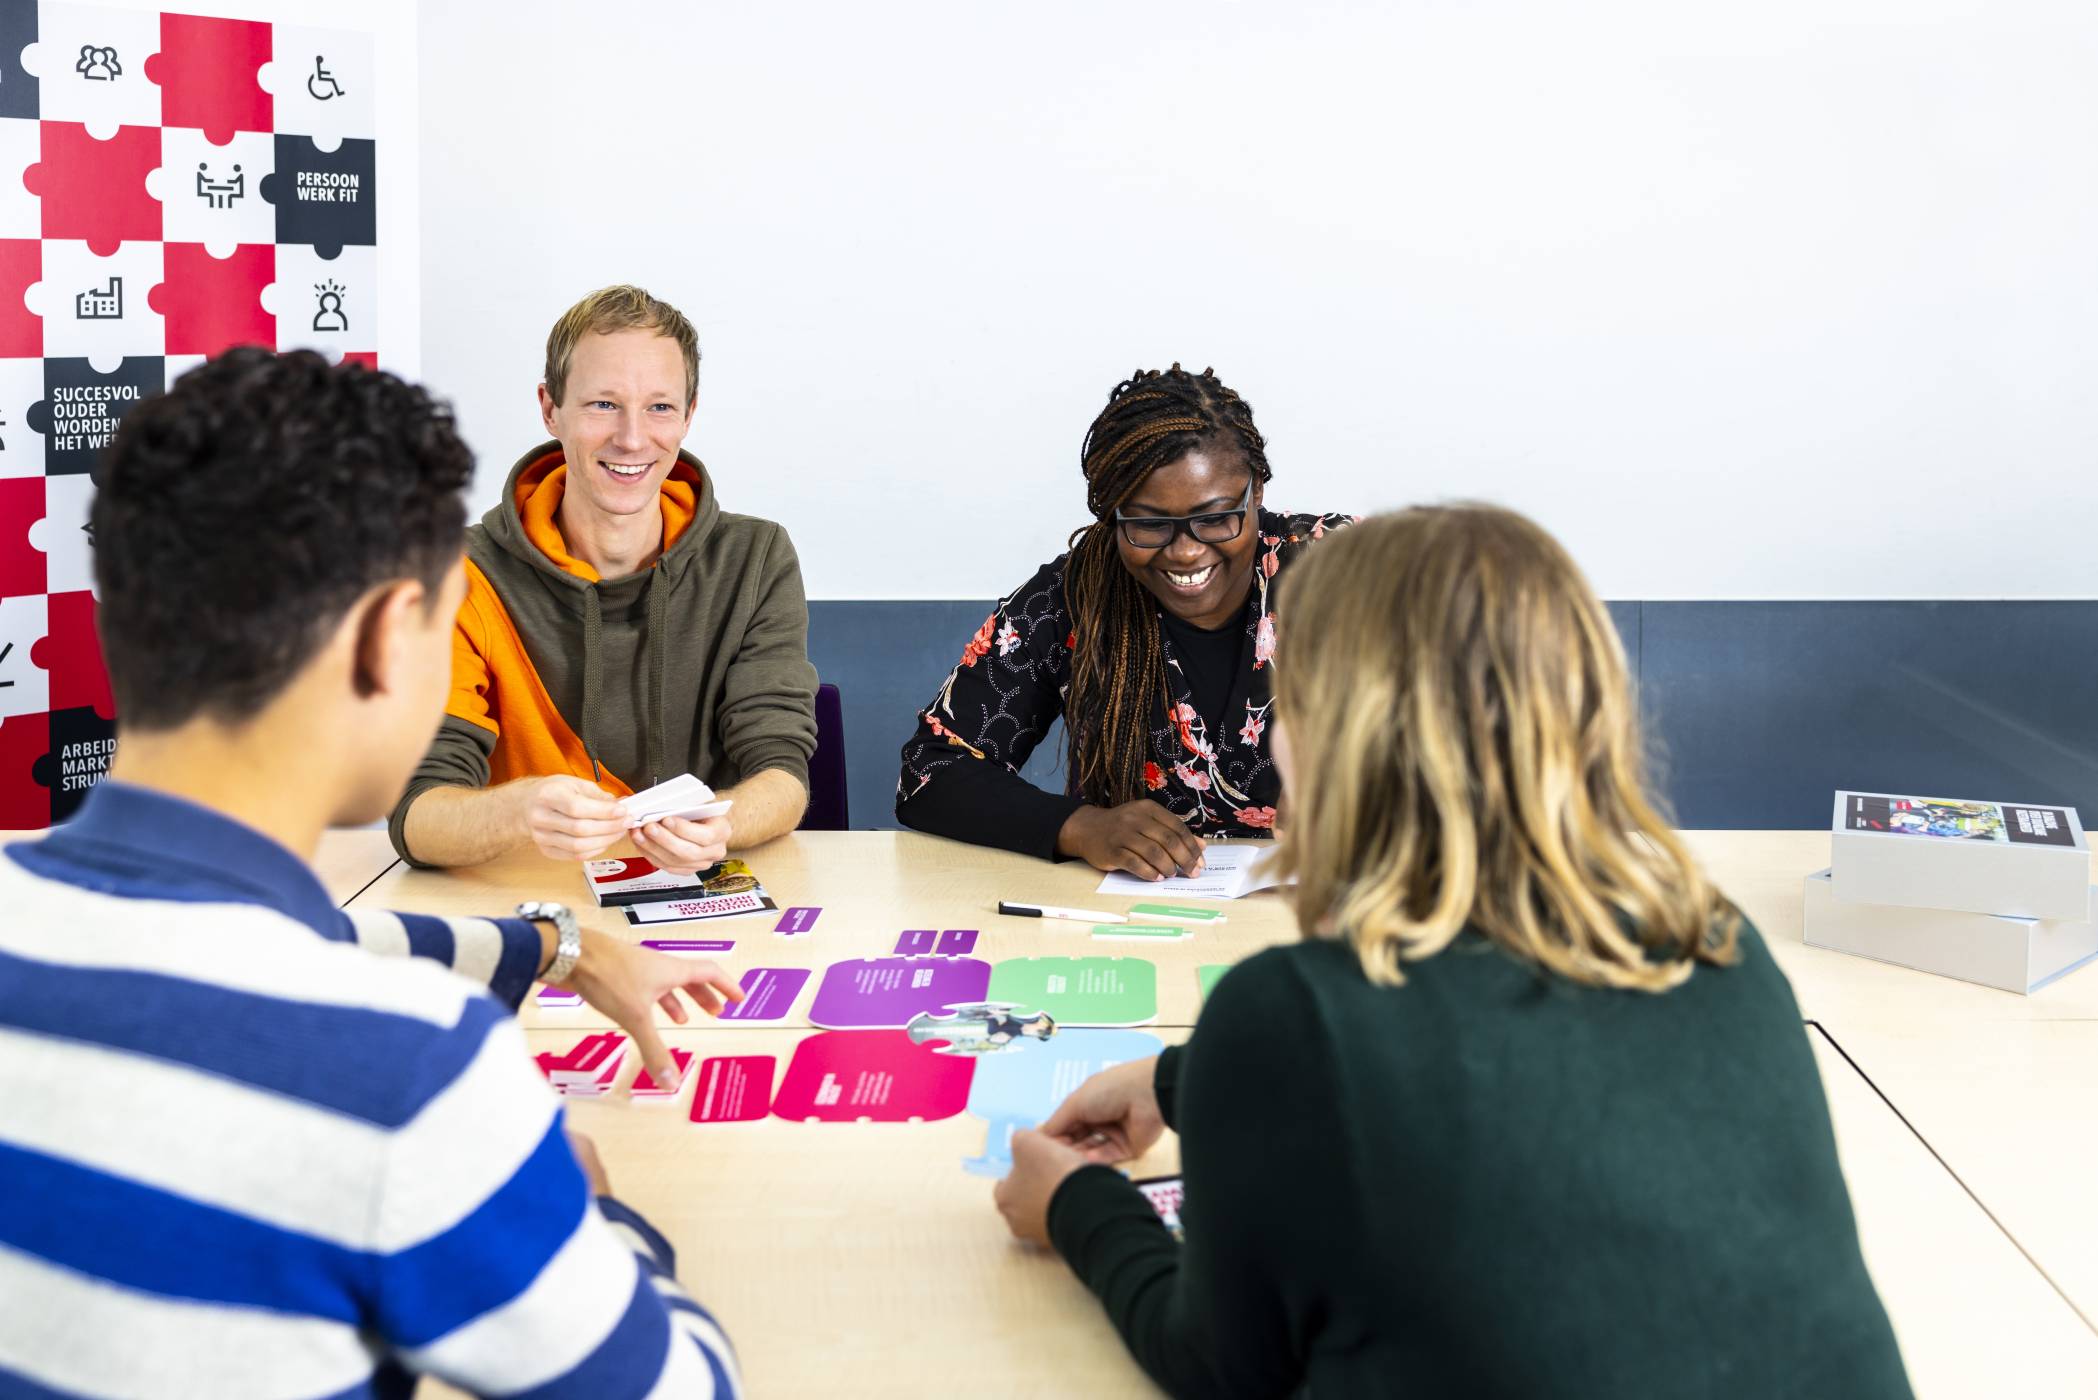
[{"left": 393, "top": 286, "right": 817, "bottom": 871}]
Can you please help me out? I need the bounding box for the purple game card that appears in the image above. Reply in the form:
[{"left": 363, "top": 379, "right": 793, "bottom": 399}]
[
  {"left": 717, "top": 967, "right": 811, "bottom": 1022},
  {"left": 936, "top": 929, "right": 979, "bottom": 956},
  {"left": 640, "top": 938, "right": 735, "bottom": 954},
  {"left": 807, "top": 957, "right": 992, "bottom": 1029},
  {"left": 893, "top": 928, "right": 938, "bottom": 955},
  {"left": 775, "top": 906, "right": 822, "bottom": 935}
]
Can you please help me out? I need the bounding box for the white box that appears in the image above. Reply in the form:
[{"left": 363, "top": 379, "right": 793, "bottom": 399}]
[
  {"left": 1829, "top": 791, "right": 2091, "bottom": 922},
  {"left": 1803, "top": 869, "right": 2098, "bottom": 995}
]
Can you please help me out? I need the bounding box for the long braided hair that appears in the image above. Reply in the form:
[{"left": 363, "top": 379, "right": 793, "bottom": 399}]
[{"left": 1064, "top": 365, "right": 1274, "bottom": 807}]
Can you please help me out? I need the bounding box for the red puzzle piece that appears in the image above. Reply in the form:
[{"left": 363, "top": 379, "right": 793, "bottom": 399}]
[
  {"left": 151, "top": 244, "right": 274, "bottom": 356},
  {"left": 145, "top": 15, "right": 274, "bottom": 145},
  {"left": 0, "top": 712, "right": 52, "bottom": 829},
  {"left": 32, "top": 590, "right": 113, "bottom": 717},
  {"left": 26, "top": 125, "right": 162, "bottom": 254},
  {"left": 0, "top": 239, "right": 41, "bottom": 358},
  {"left": 0, "top": 477, "right": 42, "bottom": 599}
]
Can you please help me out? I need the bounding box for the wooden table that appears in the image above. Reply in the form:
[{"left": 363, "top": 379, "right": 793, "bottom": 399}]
[
  {"left": 326, "top": 829, "right": 2098, "bottom": 1398},
  {"left": 4, "top": 824, "right": 402, "bottom": 904}
]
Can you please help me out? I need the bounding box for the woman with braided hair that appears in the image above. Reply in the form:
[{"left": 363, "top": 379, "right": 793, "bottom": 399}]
[{"left": 896, "top": 365, "right": 1351, "bottom": 877}]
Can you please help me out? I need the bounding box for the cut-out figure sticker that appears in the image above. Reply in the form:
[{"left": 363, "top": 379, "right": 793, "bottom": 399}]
[
  {"left": 905, "top": 1002, "right": 1057, "bottom": 1057},
  {"left": 312, "top": 279, "right": 347, "bottom": 333},
  {"left": 76, "top": 46, "right": 121, "bottom": 82}
]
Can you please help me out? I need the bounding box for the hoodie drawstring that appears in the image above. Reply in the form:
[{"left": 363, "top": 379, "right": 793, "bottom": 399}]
[
  {"left": 580, "top": 587, "right": 604, "bottom": 784},
  {"left": 646, "top": 571, "right": 669, "bottom": 788}
]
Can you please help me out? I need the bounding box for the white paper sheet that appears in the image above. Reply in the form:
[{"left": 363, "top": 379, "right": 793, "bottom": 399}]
[{"left": 1096, "top": 843, "right": 1291, "bottom": 900}]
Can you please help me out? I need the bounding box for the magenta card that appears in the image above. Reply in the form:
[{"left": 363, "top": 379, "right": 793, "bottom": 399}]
[
  {"left": 936, "top": 928, "right": 979, "bottom": 956},
  {"left": 772, "top": 1031, "right": 975, "bottom": 1122},
  {"left": 716, "top": 967, "right": 811, "bottom": 1022},
  {"left": 775, "top": 906, "right": 822, "bottom": 935},
  {"left": 807, "top": 957, "right": 991, "bottom": 1029},
  {"left": 631, "top": 1048, "right": 696, "bottom": 1098},
  {"left": 689, "top": 1055, "right": 777, "bottom": 1123},
  {"left": 535, "top": 987, "right": 583, "bottom": 1007},
  {"left": 893, "top": 928, "right": 938, "bottom": 955},
  {"left": 640, "top": 938, "right": 735, "bottom": 954}
]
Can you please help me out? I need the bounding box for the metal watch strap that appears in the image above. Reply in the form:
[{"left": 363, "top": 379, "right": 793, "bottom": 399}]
[{"left": 517, "top": 901, "right": 582, "bottom": 986}]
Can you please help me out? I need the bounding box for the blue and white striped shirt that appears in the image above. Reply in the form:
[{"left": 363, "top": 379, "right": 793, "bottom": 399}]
[{"left": 0, "top": 782, "right": 740, "bottom": 1398}]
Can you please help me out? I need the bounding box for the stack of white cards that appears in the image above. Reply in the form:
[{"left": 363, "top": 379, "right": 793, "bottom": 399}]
[
  {"left": 1805, "top": 791, "right": 2097, "bottom": 994},
  {"left": 621, "top": 774, "right": 733, "bottom": 828}
]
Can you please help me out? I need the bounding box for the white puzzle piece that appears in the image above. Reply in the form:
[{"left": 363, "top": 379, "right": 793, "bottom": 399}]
[
  {"left": 0, "top": 593, "right": 49, "bottom": 719},
  {"left": 258, "top": 26, "right": 376, "bottom": 144},
  {"left": 149, "top": 126, "right": 276, "bottom": 254},
  {"left": 25, "top": 2, "right": 163, "bottom": 137},
  {"left": 266, "top": 242, "right": 375, "bottom": 361},
  {"left": 26, "top": 238, "right": 165, "bottom": 368},
  {"left": 27, "top": 471, "right": 94, "bottom": 596}
]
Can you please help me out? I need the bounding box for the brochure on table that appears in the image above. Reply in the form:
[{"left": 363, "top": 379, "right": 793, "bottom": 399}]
[{"left": 582, "top": 856, "right": 780, "bottom": 925}]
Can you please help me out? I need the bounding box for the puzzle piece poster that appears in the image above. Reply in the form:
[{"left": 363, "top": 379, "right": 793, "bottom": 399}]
[{"left": 0, "top": 2, "right": 409, "bottom": 828}]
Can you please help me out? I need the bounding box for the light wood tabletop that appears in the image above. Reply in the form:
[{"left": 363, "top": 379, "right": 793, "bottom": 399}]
[
  {"left": 336, "top": 827, "right": 2098, "bottom": 1397},
  {"left": 4, "top": 823, "right": 404, "bottom": 906}
]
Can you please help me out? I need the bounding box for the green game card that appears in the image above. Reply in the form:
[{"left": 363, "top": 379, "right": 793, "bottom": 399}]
[
  {"left": 1197, "top": 964, "right": 1231, "bottom": 1002},
  {"left": 1131, "top": 903, "right": 1226, "bottom": 922},
  {"left": 1093, "top": 924, "right": 1190, "bottom": 941},
  {"left": 988, "top": 956, "right": 1158, "bottom": 1026}
]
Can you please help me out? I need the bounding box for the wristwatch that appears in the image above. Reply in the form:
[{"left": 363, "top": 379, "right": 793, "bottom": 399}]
[{"left": 517, "top": 900, "right": 582, "bottom": 986}]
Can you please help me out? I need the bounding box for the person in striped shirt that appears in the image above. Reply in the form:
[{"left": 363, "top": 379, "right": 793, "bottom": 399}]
[{"left": 1, "top": 348, "right": 744, "bottom": 1398}]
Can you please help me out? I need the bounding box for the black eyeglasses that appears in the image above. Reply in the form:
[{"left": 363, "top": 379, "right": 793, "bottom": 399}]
[{"left": 1114, "top": 480, "right": 1253, "bottom": 550}]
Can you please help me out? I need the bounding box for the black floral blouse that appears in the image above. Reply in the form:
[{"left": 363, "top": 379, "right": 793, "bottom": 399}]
[{"left": 895, "top": 509, "right": 1354, "bottom": 859}]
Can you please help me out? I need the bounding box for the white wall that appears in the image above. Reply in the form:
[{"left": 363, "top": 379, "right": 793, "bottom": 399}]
[{"left": 418, "top": 0, "right": 2097, "bottom": 601}]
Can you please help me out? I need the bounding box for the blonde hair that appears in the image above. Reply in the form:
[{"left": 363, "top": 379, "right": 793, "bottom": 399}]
[
  {"left": 1273, "top": 504, "right": 1738, "bottom": 992},
  {"left": 543, "top": 285, "right": 700, "bottom": 407}
]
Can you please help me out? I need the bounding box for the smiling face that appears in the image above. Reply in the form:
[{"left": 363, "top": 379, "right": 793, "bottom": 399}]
[
  {"left": 1114, "top": 447, "right": 1264, "bottom": 630},
  {"left": 537, "top": 328, "right": 696, "bottom": 522}
]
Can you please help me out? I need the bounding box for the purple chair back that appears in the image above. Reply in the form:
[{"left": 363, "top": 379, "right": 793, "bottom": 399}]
[{"left": 800, "top": 682, "right": 849, "bottom": 830}]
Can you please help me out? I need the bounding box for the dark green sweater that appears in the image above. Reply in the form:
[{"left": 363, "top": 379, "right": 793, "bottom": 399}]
[{"left": 1047, "top": 924, "right": 1912, "bottom": 1399}]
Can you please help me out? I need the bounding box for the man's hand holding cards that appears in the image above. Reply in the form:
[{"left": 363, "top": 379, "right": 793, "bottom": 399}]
[{"left": 624, "top": 774, "right": 735, "bottom": 875}]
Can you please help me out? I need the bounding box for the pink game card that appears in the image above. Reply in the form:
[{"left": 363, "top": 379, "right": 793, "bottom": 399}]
[
  {"left": 631, "top": 1048, "right": 696, "bottom": 1100},
  {"left": 772, "top": 1031, "right": 976, "bottom": 1122},
  {"left": 893, "top": 928, "right": 938, "bottom": 955},
  {"left": 689, "top": 1055, "right": 777, "bottom": 1123}
]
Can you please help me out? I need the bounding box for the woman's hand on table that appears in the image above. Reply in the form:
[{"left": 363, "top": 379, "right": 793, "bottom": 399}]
[
  {"left": 555, "top": 930, "right": 745, "bottom": 1090},
  {"left": 1038, "top": 1056, "right": 1165, "bottom": 1164},
  {"left": 994, "top": 1129, "right": 1092, "bottom": 1246},
  {"left": 1056, "top": 801, "right": 1205, "bottom": 880}
]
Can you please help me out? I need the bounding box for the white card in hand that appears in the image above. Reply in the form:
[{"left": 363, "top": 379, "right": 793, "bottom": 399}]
[{"left": 621, "top": 774, "right": 733, "bottom": 828}]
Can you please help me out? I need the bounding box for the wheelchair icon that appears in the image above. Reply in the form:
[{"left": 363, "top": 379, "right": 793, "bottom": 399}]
[{"left": 308, "top": 56, "right": 345, "bottom": 101}]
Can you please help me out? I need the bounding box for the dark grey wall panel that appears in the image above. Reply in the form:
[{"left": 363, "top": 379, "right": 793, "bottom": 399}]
[
  {"left": 811, "top": 599, "right": 2094, "bottom": 832},
  {"left": 1639, "top": 602, "right": 2098, "bottom": 829}
]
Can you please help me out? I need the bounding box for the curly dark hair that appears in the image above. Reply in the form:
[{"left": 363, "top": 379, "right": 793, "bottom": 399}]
[
  {"left": 1063, "top": 365, "right": 1272, "bottom": 806},
  {"left": 92, "top": 348, "right": 473, "bottom": 730}
]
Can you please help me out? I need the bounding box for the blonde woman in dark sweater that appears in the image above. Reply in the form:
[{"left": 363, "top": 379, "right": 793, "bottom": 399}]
[{"left": 993, "top": 504, "right": 1911, "bottom": 1399}]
